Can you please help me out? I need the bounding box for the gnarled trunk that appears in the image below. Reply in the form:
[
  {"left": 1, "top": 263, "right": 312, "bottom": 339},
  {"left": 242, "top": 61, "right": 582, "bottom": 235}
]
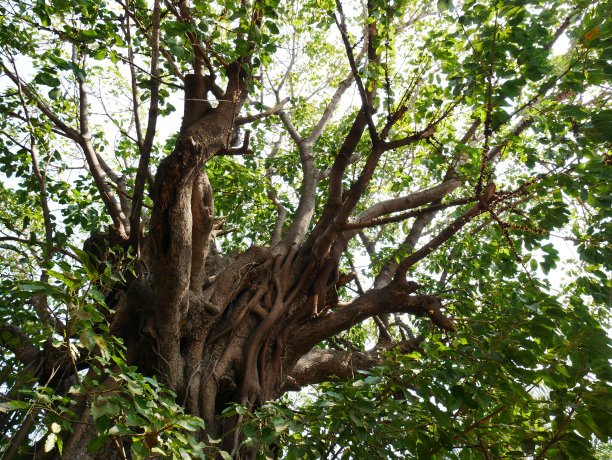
[{"left": 100, "top": 239, "right": 445, "bottom": 459}]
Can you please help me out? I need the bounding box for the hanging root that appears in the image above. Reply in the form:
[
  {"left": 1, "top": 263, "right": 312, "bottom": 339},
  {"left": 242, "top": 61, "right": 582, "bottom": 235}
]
[
  {"left": 229, "top": 247, "right": 303, "bottom": 456},
  {"left": 207, "top": 275, "right": 271, "bottom": 344},
  {"left": 239, "top": 246, "right": 299, "bottom": 403}
]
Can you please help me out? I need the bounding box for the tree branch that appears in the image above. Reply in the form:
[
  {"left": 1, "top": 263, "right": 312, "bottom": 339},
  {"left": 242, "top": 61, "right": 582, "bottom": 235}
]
[
  {"left": 288, "top": 280, "right": 454, "bottom": 359},
  {"left": 334, "top": 1, "right": 379, "bottom": 143},
  {"left": 0, "top": 61, "right": 81, "bottom": 142},
  {"left": 277, "top": 110, "right": 303, "bottom": 145},
  {"left": 129, "top": 0, "right": 161, "bottom": 248},
  {"left": 266, "top": 135, "right": 288, "bottom": 246},
  {"left": 543, "top": 7, "right": 578, "bottom": 51},
  {"left": 327, "top": 110, "right": 368, "bottom": 207},
  {"left": 534, "top": 407, "right": 575, "bottom": 459},
  {"left": 382, "top": 124, "right": 437, "bottom": 150},
  {"left": 10, "top": 58, "right": 54, "bottom": 262},
  {"left": 282, "top": 338, "right": 422, "bottom": 391},
  {"left": 0, "top": 236, "right": 79, "bottom": 261},
  {"left": 118, "top": 0, "right": 185, "bottom": 82},
  {"left": 348, "top": 180, "right": 464, "bottom": 226},
  {"left": 374, "top": 211, "right": 436, "bottom": 289},
  {"left": 73, "top": 51, "right": 129, "bottom": 238},
  {"left": 342, "top": 196, "right": 476, "bottom": 231},
  {"left": 189, "top": 169, "right": 215, "bottom": 290},
  {"left": 123, "top": 4, "right": 143, "bottom": 149},
  {"left": 235, "top": 98, "right": 289, "bottom": 125},
  {"left": 394, "top": 184, "right": 496, "bottom": 281},
  {"left": 0, "top": 323, "right": 42, "bottom": 367},
  {"left": 305, "top": 71, "right": 355, "bottom": 146}
]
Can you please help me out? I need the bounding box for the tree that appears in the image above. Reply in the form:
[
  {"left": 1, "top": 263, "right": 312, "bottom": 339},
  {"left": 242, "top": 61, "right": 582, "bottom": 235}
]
[{"left": 0, "top": 0, "right": 611, "bottom": 457}]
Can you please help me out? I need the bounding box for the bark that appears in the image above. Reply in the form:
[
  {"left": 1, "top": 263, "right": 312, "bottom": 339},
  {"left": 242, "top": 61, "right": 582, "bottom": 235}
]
[
  {"left": 0, "top": 323, "right": 43, "bottom": 368},
  {"left": 282, "top": 336, "right": 423, "bottom": 391}
]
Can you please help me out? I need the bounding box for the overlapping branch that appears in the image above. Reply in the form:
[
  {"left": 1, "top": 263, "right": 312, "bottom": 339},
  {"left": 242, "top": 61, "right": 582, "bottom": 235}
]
[{"left": 235, "top": 97, "right": 290, "bottom": 125}]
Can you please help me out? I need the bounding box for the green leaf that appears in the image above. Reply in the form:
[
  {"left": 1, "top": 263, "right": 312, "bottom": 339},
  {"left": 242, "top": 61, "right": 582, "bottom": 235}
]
[
  {"left": 0, "top": 400, "right": 31, "bottom": 411},
  {"left": 48, "top": 87, "right": 62, "bottom": 100},
  {"left": 87, "top": 435, "right": 108, "bottom": 452},
  {"left": 266, "top": 21, "right": 280, "bottom": 35},
  {"left": 585, "top": 110, "right": 612, "bottom": 143},
  {"left": 131, "top": 441, "right": 150, "bottom": 459},
  {"left": 437, "top": 0, "right": 452, "bottom": 12},
  {"left": 35, "top": 73, "right": 61, "bottom": 87},
  {"left": 560, "top": 105, "right": 589, "bottom": 120},
  {"left": 91, "top": 400, "right": 119, "bottom": 418},
  {"left": 95, "top": 414, "right": 110, "bottom": 433}
]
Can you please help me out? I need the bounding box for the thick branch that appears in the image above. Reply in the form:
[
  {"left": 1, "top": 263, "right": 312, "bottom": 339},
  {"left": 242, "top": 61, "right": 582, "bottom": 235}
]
[
  {"left": 129, "top": 0, "right": 161, "bottom": 247},
  {"left": 277, "top": 110, "right": 303, "bottom": 145},
  {"left": 543, "top": 8, "right": 578, "bottom": 51},
  {"left": 382, "top": 124, "right": 437, "bottom": 150},
  {"left": 189, "top": 169, "right": 215, "bottom": 290},
  {"left": 283, "top": 336, "right": 423, "bottom": 392},
  {"left": 74, "top": 54, "right": 129, "bottom": 238},
  {"left": 148, "top": 62, "right": 249, "bottom": 392},
  {"left": 284, "top": 348, "right": 379, "bottom": 391},
  {"left": 350, "top": 180, "right": 463, "bottom": 225},
  {"left": 311, "top": 140, "right": 387, "bottom": 260},
  {"left": 276, "top": 53, "right": 365, "bottom": 249},
  {"left": 374, "top": 211, "right": 436, "bottom": 288},
  {"left": 327, "top": 110, "right": 368, "bottom": 206},
  {"left": 288, "top": 280, "right": 453, "bottom": 358},
  {"left": 266, "top": 136, "right": 288, "bottom": 246},
  {"left": 277, "top": 140, "right": 318, "bottom": 248},
  {"left": 394, "top": 185, "right": 495, "bottom": 281},
  {"left": 342, "top": 196, "right": 476, "bottom": 231},
  {"left": 305, "top": 71, "right": 355, "bottom": 146}
]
